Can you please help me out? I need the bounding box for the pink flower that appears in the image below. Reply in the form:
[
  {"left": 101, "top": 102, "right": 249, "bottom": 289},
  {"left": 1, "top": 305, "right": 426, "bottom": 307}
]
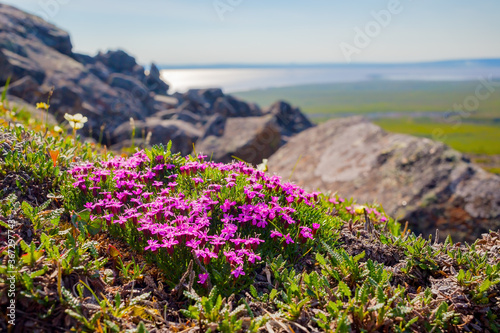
[
  {"left": 329, "top": 198, "right": 339, "bottom": 205},
  {"left": 198, "top": 273, "right": 209, "bottom": 285},
  {"left": 145, "top": 239, "right": 161, "bottom": 252},
  {"left": 193, "top": 177, "right": 204, "bottom": 185},
  {"left": 284, "top": 234, "right": 294, "bottom": 245},
  {"left": 221, "top": 199, "right": 236, "bottom": 213},
  {"left": 221, "top": 213, "right": 234, "bottom": 224},
  {"left": 231, "top": 266, "right": 245, "bottom": 279},
  {"left": 186, "top": 239, "right": 202, "bottom": 249},
  {"left": 84, "top": 202, "right": 94, "bottom": 211},
  {"left": 247, "top": 253, "right": 261, "bottom": 264},
  {"left": 270, "top": 230, "right": 283, "bottom": 239},
  {"left": 312, "top": 223, "right": 320, "bottom": 236}
]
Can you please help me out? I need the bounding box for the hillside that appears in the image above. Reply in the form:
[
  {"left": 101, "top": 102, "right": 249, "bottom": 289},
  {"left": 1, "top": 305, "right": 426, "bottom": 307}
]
[{"left": 1, "top": 97, "right": 500, "bottom": 332}]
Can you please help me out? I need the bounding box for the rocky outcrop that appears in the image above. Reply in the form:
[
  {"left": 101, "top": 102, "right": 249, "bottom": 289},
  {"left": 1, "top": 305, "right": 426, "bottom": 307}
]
[
  {"left": 145, "top": 63, "right": 169, "bottom": 95},
  {"left": 0, "top": 4, "right": 312, "bottom": 164},
  {"left": 213, "top": 95, "right": 263, "bottom": 118},
  {"left": 197, "top": 115, "right": 282, "bottom": 164},
  {"left": 268, "top": 117, "right": 500, "bottom": 243},
  {"left": 95, "top": 50, "right": 139, "bottom": 74},
  {"left": 113, "top": 118, "right": 202, "bottom": 156},
  {"left": 0, "top": 4, "right": 171, "bottom": 138},
  {"left": 264, "top": 101, "right": 313, "bottom": 143},
  {"left": 114, "top": 88, "right": 312, "bottom": 164}
]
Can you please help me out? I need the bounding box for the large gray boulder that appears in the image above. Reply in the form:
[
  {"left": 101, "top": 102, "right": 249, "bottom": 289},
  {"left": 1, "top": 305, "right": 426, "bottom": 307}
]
[
  {"left": 267, "top": 116, "right": 500, "bottom": 243},
  {"left": 196, "top": 115, "right": 281, "bottom": 165}
]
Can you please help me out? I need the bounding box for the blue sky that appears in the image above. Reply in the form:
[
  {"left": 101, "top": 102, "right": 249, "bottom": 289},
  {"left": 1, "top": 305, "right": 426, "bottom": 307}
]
[{"left": 3, "top": 0, "right": 500, "bottom": 66}]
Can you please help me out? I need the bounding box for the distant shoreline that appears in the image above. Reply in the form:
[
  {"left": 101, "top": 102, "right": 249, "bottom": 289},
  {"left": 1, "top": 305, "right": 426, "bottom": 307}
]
[
  {"left": 158, "top": 58, "right": 500, "bottom": 70},
  {"left": 161, "top": 64, "right": 500, "bottom": 93}
]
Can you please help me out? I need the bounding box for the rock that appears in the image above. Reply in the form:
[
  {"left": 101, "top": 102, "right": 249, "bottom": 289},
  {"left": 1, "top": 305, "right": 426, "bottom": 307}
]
[
  {"left": 2, "top": 76, "right": 40, "bottom": 101},
  {"left": 153, "top": 109, "right": 177, "bottom": 120},
  {"left": 153, "top": 95, "right": 178, "bottom": 109},
  {"left": 199, "top": 88, "right": 225, "bottom": 108},
  {"left": 267, "top": 116, "right": 500, "bottom": 243},
  {"left": 0, "top": 48, "right": 45, "bottom": 85},
  {"left": 213, "top": 95, "right": 262, "bottom": 118},
  {"left": 202, "top": 114, "right": 226, "bottom": 138},
  {"left": 265, "top": 101, "right": 314, "bottom": 141},
  {"left": 197, "top": 115, "right": 281, "bottom": 165},
  {"left": 172, "top": 109, "right": 202, "bottom": 125},
  {"left": 73, "top": 53, "right": 95, "bottom": 65},
  {"left": 0, "top": 4, "right": 160, "bottom": 137},
  {"left": 131, "top": 64, "right": 146, "bottom": 81},
  {"left": 50, "top": 85, "right": 83, "bottom": 108},
  {"left": 86, "top": 61, "right": 112, "bottom": 82},
  {"left": 0, "top": 4, "right": 72, "bottom": 56},
  {"left": 95, "top": 49, "right": 137, "bottom": 73},
  {"left": 149, "top": 63, "right": 161, "bottom": 79},
  {"left": 184, "top": 89, "right": 211, "bottom": 110},
  {"left": 112, "top": 118, "right": 202, "bottom": 156},
  {"left": 145, "top": 63, "right": 169, "bottom": 95},
  {"left": 107, "top": 73, "right": 149, "bottom": 100}
]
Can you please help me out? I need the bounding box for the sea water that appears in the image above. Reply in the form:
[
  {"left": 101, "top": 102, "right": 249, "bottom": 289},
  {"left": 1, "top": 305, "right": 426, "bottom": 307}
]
[{"left": 160, "top": 64, "right": 500, "bottom": 94}]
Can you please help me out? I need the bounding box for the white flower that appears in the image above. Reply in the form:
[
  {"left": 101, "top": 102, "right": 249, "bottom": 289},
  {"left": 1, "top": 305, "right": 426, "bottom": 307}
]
[
  {"left": 64, "top": 113, "right": 88, "bottom": 129},
  {"left": 257, "top": 159, "right": 268, "bottom": 172},
  {"left": 354, "top": 205, "right": 367, "bottom": 215},
  {"left": 53, "top": 125, "right": 63, "bottom": 133}
]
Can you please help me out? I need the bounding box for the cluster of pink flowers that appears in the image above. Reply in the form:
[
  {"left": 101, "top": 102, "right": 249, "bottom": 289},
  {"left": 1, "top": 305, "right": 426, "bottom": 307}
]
[{"left": 69, "top": 151, "right": 323, "bottom": 282}]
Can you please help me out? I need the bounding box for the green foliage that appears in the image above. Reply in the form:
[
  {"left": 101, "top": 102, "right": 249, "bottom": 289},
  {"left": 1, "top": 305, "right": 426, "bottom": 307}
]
[
  {"left": 116, "top": 256, "right": 146, "bottom": 282},
  {"left": 181, "top": 287, "right": 248, "bottom": 332}
]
